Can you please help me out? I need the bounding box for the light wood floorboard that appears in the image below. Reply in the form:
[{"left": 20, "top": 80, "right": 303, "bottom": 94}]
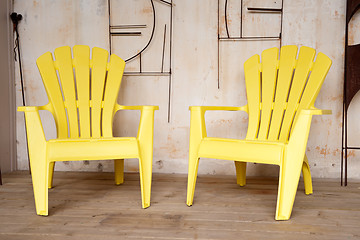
[{"left": 0, "top": 171, "right": 359, "bottom": 240}]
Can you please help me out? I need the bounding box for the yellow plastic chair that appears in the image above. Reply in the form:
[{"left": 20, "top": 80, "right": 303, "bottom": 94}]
[
  {"left": 18, "top": 45, "right": 158, "bottom": 216},
  {"left": 187, "top": 45, "right": 332, "bottom": 220}
]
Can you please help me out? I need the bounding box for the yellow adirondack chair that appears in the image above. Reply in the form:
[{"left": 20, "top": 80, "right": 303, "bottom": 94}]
[
  {"left": 186, "top": 45, "right": 332, "bottom": 220},
  {"left": 18, "top": 45, "right": 158, "bottom": 216}
]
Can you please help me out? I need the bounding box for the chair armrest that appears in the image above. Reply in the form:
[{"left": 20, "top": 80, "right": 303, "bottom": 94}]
[
  {"left": 300, "top": 108, "right": 332, "bottom": 115},
  {"left": 188, "top": 105, "right": 248, "bottom": 141},
  {"left": 189, "top": 105, "right": 248, "bottom": 113},
  {"left": 115, "top": 104, "right": 159, "bottom": 112},
  {"left": 114, "top": 104, "right": 158, "bottom": 141},
  {"left": 18, "top": 103, "right": 53, "bottom": 112},
  {"left": 17, "top": 105, "right": 47, "bottom": 144},
  {"left": 288, "top": 107, "right": 331, "bottom": 147},
  {"left": 18, "top": 106, "right": 39, "bottom": 112}
]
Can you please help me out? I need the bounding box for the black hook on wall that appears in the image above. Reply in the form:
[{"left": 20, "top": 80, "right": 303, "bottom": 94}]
[
  {"left": 10, "top": 12, "right": 31, "bottom": 174},
  {"left": 10, "top": 12, "right": 22, "bottom": 26},
  {"left": 10, "top": 12, "right": 25, "bottom": 106}
]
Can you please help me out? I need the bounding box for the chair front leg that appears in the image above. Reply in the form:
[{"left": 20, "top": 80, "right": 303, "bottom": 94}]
[
  {"left": 275, "top": 112, "right": 312, "bottom": 220},
  {"left": 186, "top": 156, "right": 200, "bottom": 206},
  {"left": 137, "top": 107, "right": 156, "bottom": 208},
  {"left": 23, "top": 110, "right": 49, "bottom": 216},
  {"left": 187, "top": 107, "right": 206, "bottom": 206},
  {"left": 276, "top": 158, "right": 303, "bottom": 220},
  {"left": 30, "top": 155, "right": 49, "bottom": 216}
]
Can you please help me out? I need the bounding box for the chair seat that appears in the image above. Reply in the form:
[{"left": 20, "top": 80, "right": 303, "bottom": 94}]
[
  {"left": 47, "top": 137, "right": 139, "bottom": 161},
  {"left": 198, "top": 137, "right": 284, "bottom": 165}
]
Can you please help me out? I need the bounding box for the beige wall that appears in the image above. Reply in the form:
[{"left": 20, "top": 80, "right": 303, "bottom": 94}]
[
  {"left": 14, "top": 0, "right": 360, "bottom": 179},
  {"left": 0, "top": 0, "right": 16, "bottom": 173}
]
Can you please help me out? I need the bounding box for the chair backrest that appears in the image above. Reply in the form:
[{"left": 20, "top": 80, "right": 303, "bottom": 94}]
[
  {"left": 36, "top": 45, "right": 125, "bottom": 139},
  {"left": 243, "top": 45, "right": 332, "bottom": 143}
]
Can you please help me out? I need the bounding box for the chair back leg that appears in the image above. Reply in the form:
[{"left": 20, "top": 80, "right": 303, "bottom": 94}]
[
  {"left": 114, "top": 159, "right": 125, "bottom": 185},
  {"left": 234, "top": 161, "right": 247, "bottom": 186},
  {"left": 48, "top": 162, "right": 55, "bottom": 189},
  {"left": 302, "top": 154, "right": 313, "bottom": 195}
]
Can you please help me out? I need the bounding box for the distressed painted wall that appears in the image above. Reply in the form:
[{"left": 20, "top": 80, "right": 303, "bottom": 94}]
[{"left": 14, "top": 0, "right": 360, "bottom": 179}]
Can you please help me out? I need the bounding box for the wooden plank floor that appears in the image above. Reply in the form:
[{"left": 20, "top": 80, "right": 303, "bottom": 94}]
[{"left": 0, "top": 171, "right": 360, "bottom": 240}]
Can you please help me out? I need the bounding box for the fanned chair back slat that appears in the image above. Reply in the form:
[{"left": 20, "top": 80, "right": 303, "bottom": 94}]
[
  {"left": 292, "top": 52, "right": 332, "bottom": 129},
  {"left": 244, "top": 54, "right": 261, "bottom": 140},
  {"left": 73, "top": 45, "right": 91, "bottom": 138},
  {"left": 54, "top": 46, "right": 79, "bottom": 138},
  {"left": 243, "top": 46, "right": 332, "bottom": 143},
  {"left": 37, "top": 45, "right": 125, "bottom": 139},
  {"left": 102, "top": 54, "right": 126, "bottom": 137},
  {"left": 91, "top": 47, "right": 109, "bottom": 138},
  {"left": 278, "top": 46, "right": 316, "bottom": 142},
  {"left": 267, "top": 45, "right": 298, "bottom": 141},
  {"left": 36, "top": 52, "right": 68, "bottom": 139},
  {"left": 257, "top": 48, "right": 279, "bottom": 140}
]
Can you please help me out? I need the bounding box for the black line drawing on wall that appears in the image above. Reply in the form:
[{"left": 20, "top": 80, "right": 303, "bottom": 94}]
[
  {"left": 217, "top": 0, "right": 284, "bottom": 88},
  {"left": 108, "top": 0, "right": 173, "bottom": 122}
]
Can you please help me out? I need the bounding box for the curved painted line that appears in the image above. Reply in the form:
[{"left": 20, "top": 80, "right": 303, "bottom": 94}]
[
  {"left": 125, "top": 0, "right": 156, "bottom": 62},
  {"left": 348, "top": 4, "right": 360, "bottom": 23},
  {"left": 225, "top": 0, "right": 230, "bottom": 38}
]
